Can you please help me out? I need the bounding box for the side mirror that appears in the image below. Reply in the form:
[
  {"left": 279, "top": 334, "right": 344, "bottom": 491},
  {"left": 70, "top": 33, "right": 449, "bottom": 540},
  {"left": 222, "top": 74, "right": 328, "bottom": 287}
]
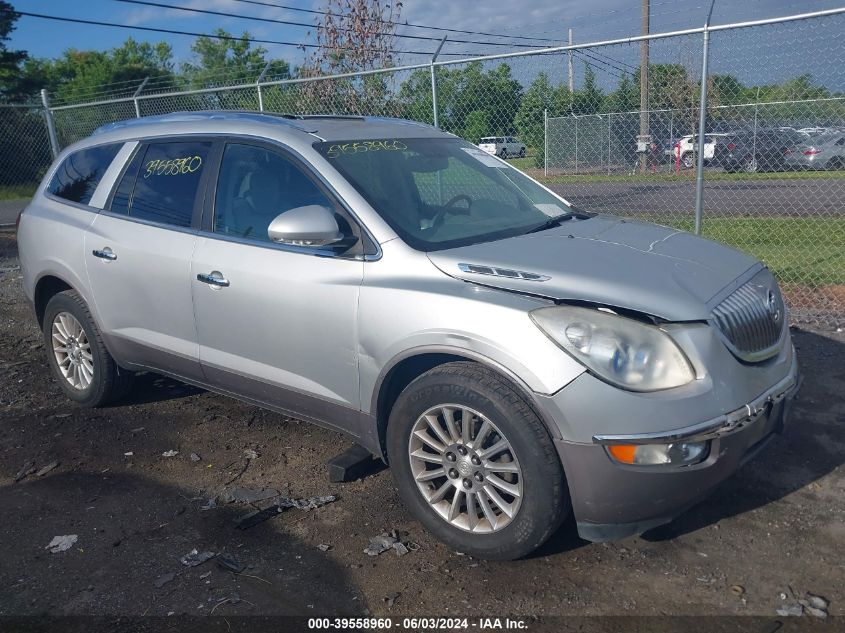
[{"left": 267, "top": 205, "right": 344, "bottom": 247}]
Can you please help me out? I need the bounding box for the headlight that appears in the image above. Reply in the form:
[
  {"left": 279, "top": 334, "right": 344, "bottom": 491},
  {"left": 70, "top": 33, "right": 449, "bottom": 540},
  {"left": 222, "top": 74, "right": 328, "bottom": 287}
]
[{"left": 530, "top": 306, "right": 695, "bottom": 391}]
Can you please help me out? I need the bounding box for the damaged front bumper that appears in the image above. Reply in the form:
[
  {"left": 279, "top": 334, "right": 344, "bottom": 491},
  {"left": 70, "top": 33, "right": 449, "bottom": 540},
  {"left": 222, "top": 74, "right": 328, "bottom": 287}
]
[{"left": 550, "top": 350, "right": 801, "bottom": 542}]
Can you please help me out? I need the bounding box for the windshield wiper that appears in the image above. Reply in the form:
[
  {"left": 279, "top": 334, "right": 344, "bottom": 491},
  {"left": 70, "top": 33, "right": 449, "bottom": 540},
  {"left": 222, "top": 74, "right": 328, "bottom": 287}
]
[{"left": 525, "top": 207, "right": 592, "bottom": 234}]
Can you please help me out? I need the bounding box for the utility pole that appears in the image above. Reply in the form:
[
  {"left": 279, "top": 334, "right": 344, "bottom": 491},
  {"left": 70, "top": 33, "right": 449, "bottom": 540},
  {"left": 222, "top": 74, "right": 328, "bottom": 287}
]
[
  {"left": 639, "top": 0, "right": 649, "bottom": 172},
  {"left": 568, "top": 28, "right": 574, "bottom": 93}
]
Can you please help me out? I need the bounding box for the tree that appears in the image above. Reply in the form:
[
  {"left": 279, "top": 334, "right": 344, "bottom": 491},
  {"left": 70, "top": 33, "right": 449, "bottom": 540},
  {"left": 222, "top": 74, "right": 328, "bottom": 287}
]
[
  {"left": 515, "top": 72, "right": 552, "bottom": 165},
  {"left": 605, "top": 72, "right": 639, "bottom": 113},
  {"left": 572, "top": 63, "right": 603, "bottom": 114},
  {"left": 182, "top": 30, "right": 286, "bottom": 88},
  {"left": 296, "top": 0, "right": 402, "bottom": 114},
  {"left": 463, "top": 109, "right": 491, "bottom": 144},
  {"left": 0, "top": 1, "right": 28, "bottom": 101}
]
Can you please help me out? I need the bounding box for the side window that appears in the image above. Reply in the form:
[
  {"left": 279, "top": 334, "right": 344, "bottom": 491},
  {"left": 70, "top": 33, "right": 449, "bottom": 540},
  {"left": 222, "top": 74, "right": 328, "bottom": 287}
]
[
  {"left": 213, "top": 143, "right": 342, "bottom": 243},
  {"left": 47, "top": 143, "right": 122, "bottom": 205},
  {"left": 129, "top": 141, "right": 211, "bottom": 227}
]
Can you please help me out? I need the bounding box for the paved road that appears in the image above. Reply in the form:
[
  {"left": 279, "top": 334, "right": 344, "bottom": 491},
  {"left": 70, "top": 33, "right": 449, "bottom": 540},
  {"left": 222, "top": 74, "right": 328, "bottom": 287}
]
[
  {"left": 548, "top": 177, "right": 845, "bottom": 218},
  {"left": 0, "top": 199, "right": 27, "bottom": 226}
]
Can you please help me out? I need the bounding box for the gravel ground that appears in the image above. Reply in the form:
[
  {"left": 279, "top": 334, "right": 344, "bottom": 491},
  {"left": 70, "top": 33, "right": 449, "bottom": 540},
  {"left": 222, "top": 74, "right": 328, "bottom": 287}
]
[{"left": 0, "top": 231, "right": 843, "bottom": 619}]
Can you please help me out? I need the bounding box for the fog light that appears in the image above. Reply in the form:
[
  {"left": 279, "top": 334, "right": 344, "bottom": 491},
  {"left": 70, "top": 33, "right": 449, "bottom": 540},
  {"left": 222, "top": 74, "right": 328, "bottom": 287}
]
[{"left": 607, "top": 441, "right": 709, "bottom": 466}]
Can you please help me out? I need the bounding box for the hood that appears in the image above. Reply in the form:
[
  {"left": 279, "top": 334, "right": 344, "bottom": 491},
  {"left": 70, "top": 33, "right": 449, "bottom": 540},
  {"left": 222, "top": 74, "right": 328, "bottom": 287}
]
[{"left": 427, "top": 216, "right": 759, "bottom": 321}]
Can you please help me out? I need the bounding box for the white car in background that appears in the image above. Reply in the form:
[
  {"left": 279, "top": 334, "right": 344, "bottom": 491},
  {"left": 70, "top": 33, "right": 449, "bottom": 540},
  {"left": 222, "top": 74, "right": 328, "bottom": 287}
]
[
  {"left": 478, "top": 136, "right": 526, "bottom": 158},
  {"left": 676, "top": 133, "right": 731, "bottom": 169}
]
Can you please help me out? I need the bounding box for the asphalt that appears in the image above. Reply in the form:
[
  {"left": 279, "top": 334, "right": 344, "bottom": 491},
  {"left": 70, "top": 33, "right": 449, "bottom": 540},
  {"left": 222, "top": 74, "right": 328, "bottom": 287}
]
[
  {"left": 548, "top": 176, "right": 845, "bottom": 218},
  {"left": 0, "top": 200, "right": 26, "bottom": 226}
]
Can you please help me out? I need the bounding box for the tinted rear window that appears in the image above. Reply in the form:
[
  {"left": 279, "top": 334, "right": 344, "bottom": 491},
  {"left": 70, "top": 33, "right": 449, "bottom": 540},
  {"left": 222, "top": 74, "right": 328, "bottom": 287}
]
[
  {"left": 124, "top": 141, "right": 211, "bottom": 228},
  {"left": 47, "top": 144, "right": 122, "bottom": 205}
]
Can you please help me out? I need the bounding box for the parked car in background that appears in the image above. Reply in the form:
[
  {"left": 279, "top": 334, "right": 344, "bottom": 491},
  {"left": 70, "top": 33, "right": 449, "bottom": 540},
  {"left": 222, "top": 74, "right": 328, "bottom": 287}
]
[
  {"left": 784, "top": 131, "right": 845, "bottom": 170},
  {"left": 478, "top": 136, "right": 526, "bottom": 158},
  {"left": 677, "top": 133, "right": 731, "bottom": 169},
  {"left": 18, "top": 112, "right": 799, "bottom": 560},
  {"left": 712, "top": 129, "right": 807, "bottom": 173}
]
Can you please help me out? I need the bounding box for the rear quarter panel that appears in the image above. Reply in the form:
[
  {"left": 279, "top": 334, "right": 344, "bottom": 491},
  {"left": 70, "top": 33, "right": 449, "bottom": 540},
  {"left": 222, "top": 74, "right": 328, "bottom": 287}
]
[{"left": 18, "top": 196, "right": 98, "bottom": 311}]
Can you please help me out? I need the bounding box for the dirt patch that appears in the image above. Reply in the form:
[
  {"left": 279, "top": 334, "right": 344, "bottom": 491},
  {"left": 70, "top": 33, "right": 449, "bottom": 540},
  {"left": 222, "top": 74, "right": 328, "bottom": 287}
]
[{"left": 0, "top": 232, "right": 843, "bottom": 617}]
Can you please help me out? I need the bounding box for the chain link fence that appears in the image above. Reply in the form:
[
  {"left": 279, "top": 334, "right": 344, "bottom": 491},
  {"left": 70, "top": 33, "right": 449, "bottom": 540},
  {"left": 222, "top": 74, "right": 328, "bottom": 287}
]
[
  {"left": 1, "top": 8, "right": 842, "bottom": 325},
  {"left": 0, "top": 104, "right": 54, "bottom": 198}
]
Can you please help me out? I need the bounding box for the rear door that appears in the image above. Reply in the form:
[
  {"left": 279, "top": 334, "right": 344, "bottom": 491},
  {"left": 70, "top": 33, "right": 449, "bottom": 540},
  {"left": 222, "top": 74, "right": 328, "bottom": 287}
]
[
  {"left": 190, "top": 140, "right": 366, "bottom": 433},
  {"left": 84, "top": 138, "right": 217, "bottom": 379}
]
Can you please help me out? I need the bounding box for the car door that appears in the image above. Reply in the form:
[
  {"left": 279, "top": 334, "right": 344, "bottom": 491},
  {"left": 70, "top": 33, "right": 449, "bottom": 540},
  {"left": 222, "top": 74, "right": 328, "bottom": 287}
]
[
  {"left": 191, "top": 140, "right": 366, "bottom": 434},
  {"left": 85, "top": 138, "right": 216, "bottom": 380}
]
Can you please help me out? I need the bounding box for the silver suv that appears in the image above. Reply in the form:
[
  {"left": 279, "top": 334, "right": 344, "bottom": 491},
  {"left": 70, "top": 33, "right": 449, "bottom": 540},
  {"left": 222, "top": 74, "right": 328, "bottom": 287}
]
[{"left": 18, "top": 112, "right": 800, "bottom": 560}]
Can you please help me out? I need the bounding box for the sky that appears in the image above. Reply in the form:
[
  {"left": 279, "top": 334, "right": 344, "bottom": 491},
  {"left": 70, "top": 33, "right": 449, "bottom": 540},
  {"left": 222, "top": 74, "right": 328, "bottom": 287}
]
[{"left": 6, "top": 0, "right": 845, "bottom": 92}]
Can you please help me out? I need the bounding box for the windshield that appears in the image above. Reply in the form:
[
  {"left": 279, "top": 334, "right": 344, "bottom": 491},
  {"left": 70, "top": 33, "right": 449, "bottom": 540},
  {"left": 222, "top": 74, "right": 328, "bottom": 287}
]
[{"left": 315, "top": 138, "right": 571, "bottom": 251}]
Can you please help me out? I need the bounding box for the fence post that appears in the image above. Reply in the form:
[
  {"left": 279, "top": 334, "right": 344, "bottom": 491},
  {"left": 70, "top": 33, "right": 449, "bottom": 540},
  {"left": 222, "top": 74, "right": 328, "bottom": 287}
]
[
  {"left": 751, "top": 85, "right": 761, "bottom": 170},
  {"left": 133, "top": 77, "right": 150, "bottom": 118},
  {"left": 693, "top": 2, "right": 715, "bottom": 235},
  {"left": 574, "top": 116, "right": 579, "bottom": 173},
  {"left": 430, "top": 36, "right": 447, "bottom": 128},
  {"left": 40, "top": 89, "right": 60, "bottom": 159},
  {"left": 607, "top": 113, "right": 612, "bottom": 175},
  {"left": 544, "top": 108, "right": 548, "bottom": 177},
  {"left": 256, "top": 61, "right": 272, "bottom": 112}
]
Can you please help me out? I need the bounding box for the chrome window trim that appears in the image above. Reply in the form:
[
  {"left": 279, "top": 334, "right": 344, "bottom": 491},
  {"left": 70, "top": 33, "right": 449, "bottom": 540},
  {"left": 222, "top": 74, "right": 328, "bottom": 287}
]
[
  {"left": 95, "top": 208, "right": 201, "bottom": 238},
  {"left": 194, "top": 228, "right": 375, "bottom": 261}
]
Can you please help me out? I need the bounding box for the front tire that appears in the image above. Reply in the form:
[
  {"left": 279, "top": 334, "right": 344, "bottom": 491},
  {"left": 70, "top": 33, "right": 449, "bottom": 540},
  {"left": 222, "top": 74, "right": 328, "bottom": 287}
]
[
  {"left": 43, "top": 290, "right": 133, "bottom": 407},
  {"left": 387, "top": 362, "right": 569, "bottom": 560}
]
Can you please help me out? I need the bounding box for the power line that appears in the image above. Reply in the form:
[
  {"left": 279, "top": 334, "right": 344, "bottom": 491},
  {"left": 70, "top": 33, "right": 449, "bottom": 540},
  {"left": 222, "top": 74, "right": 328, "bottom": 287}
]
[
  {"left": 6, "top": 9, "right": 493, "bottom": 57},
  {"left": 573, "top": 50, "right": 626, "bottom": 81},
  {"left": 109, "top": 0, "right": 557, "bottom": 49},
  {"left": 228, "top": 0, "right": 561, "bottom": 43}
]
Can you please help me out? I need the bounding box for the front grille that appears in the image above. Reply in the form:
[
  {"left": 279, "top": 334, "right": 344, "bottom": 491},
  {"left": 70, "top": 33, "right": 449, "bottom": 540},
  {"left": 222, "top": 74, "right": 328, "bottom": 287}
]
[{"left": 711, "top": 270, "right": 785, "bottom": 362}]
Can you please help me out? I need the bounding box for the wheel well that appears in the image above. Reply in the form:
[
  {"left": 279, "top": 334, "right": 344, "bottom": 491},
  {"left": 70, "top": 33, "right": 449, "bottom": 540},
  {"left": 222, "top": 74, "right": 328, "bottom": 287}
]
[
  {"left": 374, "top": 352, "right": 557, "bottom": 461},
  {"left": 34, "top": 275, "right": 72, "bottom": 328},
  {"left": 376, "top": 353, "right": 465, "bottom": 459}
]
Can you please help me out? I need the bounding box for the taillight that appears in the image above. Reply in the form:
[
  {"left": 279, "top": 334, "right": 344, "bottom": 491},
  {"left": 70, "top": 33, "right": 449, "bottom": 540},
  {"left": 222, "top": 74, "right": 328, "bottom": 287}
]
[
  {"left": 727, "top": 143, "right": 736, "bottom": 151},
  {"left": 803, "top": 149, "right": 821, "bottom": 156}
]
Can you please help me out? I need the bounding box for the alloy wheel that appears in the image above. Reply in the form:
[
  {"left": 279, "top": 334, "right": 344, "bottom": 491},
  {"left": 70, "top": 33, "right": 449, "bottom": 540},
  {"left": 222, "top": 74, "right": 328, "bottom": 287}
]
[
  {"left": 51, "top": 311, "right": 94, "bottom": 390},
  {"left": 408, "top": 404, "right": 523, "bottom": 533}
]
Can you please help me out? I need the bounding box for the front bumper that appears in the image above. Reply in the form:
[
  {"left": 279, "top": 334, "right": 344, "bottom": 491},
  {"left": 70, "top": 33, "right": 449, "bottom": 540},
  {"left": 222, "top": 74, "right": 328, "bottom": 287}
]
[{"left": 549, "top": 350, "right": 801, "bottom": 542}]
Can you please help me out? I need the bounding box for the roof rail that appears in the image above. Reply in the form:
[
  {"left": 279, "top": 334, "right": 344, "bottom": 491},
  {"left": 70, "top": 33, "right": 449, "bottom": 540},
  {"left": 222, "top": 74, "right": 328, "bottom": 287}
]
[{"left": 91, "top": 110, "right": 321, "bottom": 135}]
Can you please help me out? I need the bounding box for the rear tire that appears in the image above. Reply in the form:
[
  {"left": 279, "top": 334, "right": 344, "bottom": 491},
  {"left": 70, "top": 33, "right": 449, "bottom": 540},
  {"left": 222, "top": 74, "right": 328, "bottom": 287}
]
[
  {"left": 43, "top": 290, "right": 133, "bottom": 407},
  {"left": 498, "top": 148, "right": 508, "bottom": 159},
  {"left": 386, "top": 362, "right": 569, "bottom": 560},
  {"left": 518, "top": 147, "right": 526, "bottom": 158},
  {"left": 681, "top": 152, "right": 694, "bottom": 169}
]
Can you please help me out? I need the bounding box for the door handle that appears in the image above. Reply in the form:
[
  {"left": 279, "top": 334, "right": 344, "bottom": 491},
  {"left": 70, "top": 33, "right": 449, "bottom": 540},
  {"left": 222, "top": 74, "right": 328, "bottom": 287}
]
[
  {"left": 92, "top": 248, "right": 117, "bottom": 261},
  {"left": 196, "top": 271, "right": 230, "bottom": 288}
]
